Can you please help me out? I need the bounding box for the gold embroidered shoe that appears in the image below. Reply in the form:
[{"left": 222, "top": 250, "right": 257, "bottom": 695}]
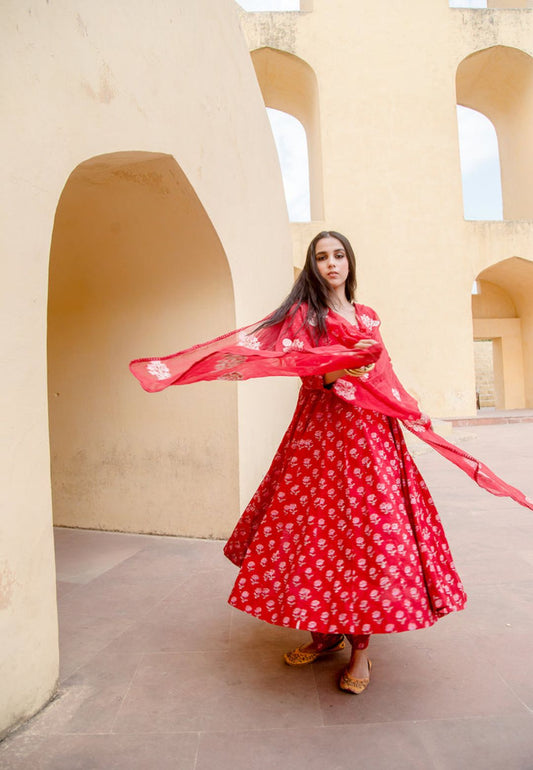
[
  {"left": 283, "top": 636, "right": 345, "bottom": 666},
  {"left": 338, "top": 659, "right": 372, "bottom": 694}
]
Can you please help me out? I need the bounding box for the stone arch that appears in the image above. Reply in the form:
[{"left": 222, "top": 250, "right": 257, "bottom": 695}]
[
  {"left": 456, "top": 45, "right": 533, "bottom": 220},
  {"left": 472, "top": 257, "right": 533, "bottom": 408},
  {"left": 48, "top": 151, "right": 239, "bottom": 538},
  {"left": 251, "top": 46, "right": 324, "bottom": 220}
]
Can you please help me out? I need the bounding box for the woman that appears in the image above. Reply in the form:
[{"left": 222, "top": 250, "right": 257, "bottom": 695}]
[
  {"left": 130, "top": 231, "right": 532, "bottom": 695},
  {"left": 222, "top": 230, "right": 465, "bottom": 695}
]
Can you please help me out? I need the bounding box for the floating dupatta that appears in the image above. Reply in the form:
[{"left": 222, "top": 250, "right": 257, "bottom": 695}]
[{"left": 130, "top": 303, "right": 533, "bottom": 512}]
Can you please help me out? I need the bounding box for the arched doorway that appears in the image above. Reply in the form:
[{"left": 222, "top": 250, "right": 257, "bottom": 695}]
[
  {"left": 456, "top": 45, "right": 533, "bottom": 220},
  {"left": 48, "top": 151, "right": 239, "bottom": 538},
  {"left": 472, "top": 257, "right": 533, "bottom": 409},
  {"left": 251, "top": 46, "right": 324, "bottom": 221}
]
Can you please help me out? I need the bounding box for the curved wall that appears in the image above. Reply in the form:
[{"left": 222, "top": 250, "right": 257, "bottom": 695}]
[{"left": 1, "top": 0, "right": 292, "bottom": 736}]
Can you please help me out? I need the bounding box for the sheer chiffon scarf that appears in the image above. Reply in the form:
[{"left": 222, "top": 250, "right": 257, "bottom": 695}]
[{"left": 130, "top": 303, "right": 533, "bottom": 512}]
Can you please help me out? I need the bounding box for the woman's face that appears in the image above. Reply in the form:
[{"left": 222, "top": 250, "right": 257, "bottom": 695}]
[{"left": 314, "top": 236, "right": 349, "bottom": 292}]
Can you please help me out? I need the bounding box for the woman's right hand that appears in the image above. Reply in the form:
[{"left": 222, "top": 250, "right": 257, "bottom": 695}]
[
  {"left": 353, "top": 339, "right": 377, "bottom": 350},
  {"left": 346, "top": 339, "right": 378, "bottom": 375},
  {"left": 323, "top": 339, "right": 378, "bottom": 386}
]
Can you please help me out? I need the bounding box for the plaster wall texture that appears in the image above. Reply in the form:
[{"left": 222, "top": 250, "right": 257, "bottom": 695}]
[
  {"left": 488, "top": 0, "right": 533, "bottom": 9},
  {"left": 1, "top": 0, "right": 294, "bottom": 736},
  {"left": 472, "top": 279, "right": 518, "bottom": 318},
  {"left": 242, "top": 1, "right": 533, "bottom": 417}
]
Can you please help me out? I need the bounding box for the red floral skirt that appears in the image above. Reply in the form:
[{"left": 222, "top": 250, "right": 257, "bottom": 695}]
[{"left": 224, "top": 383, "right": 467, "bottom": 635}]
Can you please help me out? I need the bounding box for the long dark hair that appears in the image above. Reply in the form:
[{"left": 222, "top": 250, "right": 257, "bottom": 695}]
[{"left": 260, "top": 230, "right": 357, "bottom": 339}]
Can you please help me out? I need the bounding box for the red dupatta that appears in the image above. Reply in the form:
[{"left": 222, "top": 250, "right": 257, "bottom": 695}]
[{"left": 130, "top": 303, "right": 533, "bottom": 512}]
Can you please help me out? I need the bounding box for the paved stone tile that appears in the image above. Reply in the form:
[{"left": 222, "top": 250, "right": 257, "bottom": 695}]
[
  {"left": 416, "top": 712, "right": 533, "bottom": 770},
  {"left": 102, "top": 592, "right": 232, "bottom": 655},
  {"left": 409, "top": 581, "right": 533, "bottom": 639},
  {"left": 57, "top": 571, "right": 178, "bottom": 622},
  {"left": 472, "top": 631, "right": 533, "bottom": 711},
  {"left": 101, "top": 540, "right": 228, "bottom": 583},
  {"left": 313, "top": 634, "right": 527, "bottom": 725},
  {"left": 55, "top": 580, "right": 79, "bottom": 600},
  {"left": 54, "top": 528, "right": 144, "bottom": 585},
  {"left": 112, "top": 650, "right": 323, "bottom": 734},
  {"left": 228, "top": 604, "right": 310, "bottom": 652},
  {"left": 450, "top": 539, "right": 533, "bottom": 587},
  {"left": 57, "top": 612, "right": 134, "bottom": 682},
  {"left": 23, "top": 653, "right": 143, "bottom": 736},
  {"left": 100, "top": 566, "right": 234, "bottom": 654},
  {"left": 195, "top": 723, "right": 436, "bottom": 770},
  {"left": 0, "top": 732, "right": 199, "bottom": 770}
]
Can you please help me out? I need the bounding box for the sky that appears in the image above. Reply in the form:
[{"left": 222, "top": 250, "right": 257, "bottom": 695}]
[
  {"left": 237, "top": 0, "right": 299, "bottom": 9},
  {"left": 449, "top": 0, "right": 487, "bottom": 7},
  {"left": 239, "top": 0, "right": 501, "bottom": 222},
  {"left": 267, "top": 109, "right": 311, "bottom": 222},
  {"left": 456, "top": 106, "right": 502, "bottom": 220}
]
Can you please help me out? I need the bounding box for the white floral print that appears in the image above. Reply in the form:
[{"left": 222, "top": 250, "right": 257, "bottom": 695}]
[
  {"left": 334, "top": 379, "right": 357, "bottom": 400},
  {"left": 146, "top": 360, "right": 171, "bottom": 380},
  {"left": 282, "top": 338, "right": 305, "bottom": 352},
  {"left": 403, "top": 414, "right": 432, "bottom": 433},
  {"left": 237, "top": 331, "right": 261, "bottom": 350},
  {"left": 359, "top": 313, "right": 380, "bottom": 331}
]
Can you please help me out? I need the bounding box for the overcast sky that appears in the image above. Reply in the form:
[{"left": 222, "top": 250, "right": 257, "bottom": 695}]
[
  {"left": 237, "top": 0, "right": 299, "bottom": 9},
  {"left": 239, "top": 0, "right": 501, "bottom": 221}
]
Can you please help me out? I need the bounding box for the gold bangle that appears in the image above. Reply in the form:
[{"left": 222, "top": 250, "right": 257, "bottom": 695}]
[{"left": 345, "top": 365, "right": 373, "bottom": 376}]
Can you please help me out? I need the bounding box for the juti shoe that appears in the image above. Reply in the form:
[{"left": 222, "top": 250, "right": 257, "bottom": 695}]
[
  {"left": 284, "top": 636, "right": 345, "bottom": 666},
  {"left": 338, "top": 658, "right": 372, "bottom": 694}
]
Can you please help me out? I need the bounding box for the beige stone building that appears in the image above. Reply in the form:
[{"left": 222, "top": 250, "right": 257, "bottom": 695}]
[{"left": 1, "top": 0, "right": 531, "bottom": 736}]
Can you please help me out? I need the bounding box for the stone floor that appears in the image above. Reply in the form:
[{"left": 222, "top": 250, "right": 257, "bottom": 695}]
[{"left": 1, "top": 422, "right": 533, "bottom": 769}]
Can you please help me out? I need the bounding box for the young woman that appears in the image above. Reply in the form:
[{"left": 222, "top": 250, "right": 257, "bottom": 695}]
[
  {"left": 130, "top": 231, "right": 532, "bottom": 695},
  {"left": 222, "top": 230, "right": 465, "bottom": 695}
]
